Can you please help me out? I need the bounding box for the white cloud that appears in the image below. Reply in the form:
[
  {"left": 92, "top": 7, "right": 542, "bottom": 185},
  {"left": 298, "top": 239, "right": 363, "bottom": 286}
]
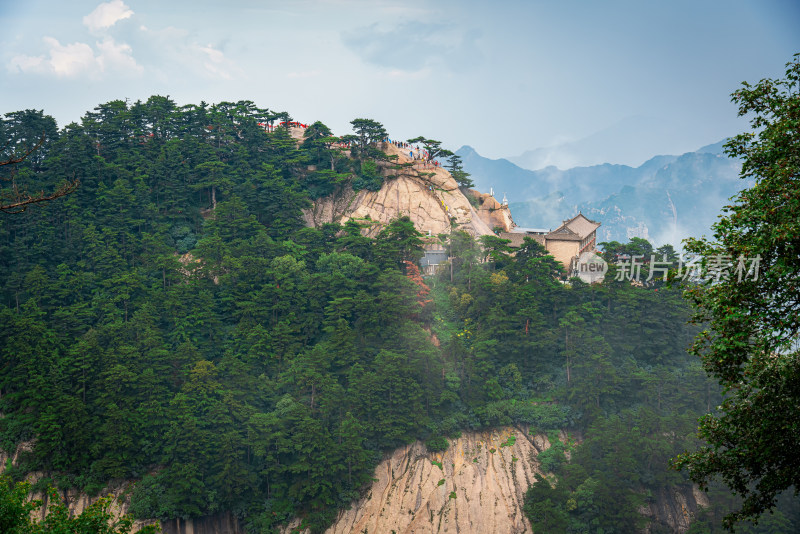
[
  {"left": 97, "top": 37, "right": 144, "bottom": 74},
  {"left": 83, "top": 0, "right": 134, "bottom": 33},
  {"left": 44, "top": 37, "right": 97, "bottom": 77},
  {"left": 7, "top": 36, "right": 142, "bottom": 78}
]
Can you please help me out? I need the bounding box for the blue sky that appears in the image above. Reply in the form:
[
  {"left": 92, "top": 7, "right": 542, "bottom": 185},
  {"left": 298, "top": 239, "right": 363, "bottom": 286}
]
[{"left": 1, "top": 0, "right": 798, "bottom": 166}]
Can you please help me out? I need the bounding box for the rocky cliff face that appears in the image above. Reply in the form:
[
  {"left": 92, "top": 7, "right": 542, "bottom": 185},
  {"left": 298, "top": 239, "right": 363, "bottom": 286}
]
[
  {"left": 302, "top": 142, "right": 514, "bottom": 237},
  {"left": 642, "top": 485, "right": 710, "bottom": 533},
  {"left": 283, "top": 426, "right": 710, "bottom": 534},
  {"left": 284, "top": 427, "right": 555, "bottom": 534},
  {"left": 465, "top": 189, "right": 516, "bottom": 234},
  {"left": 3, "top": 429, "right": 708, "bottom": 534}
]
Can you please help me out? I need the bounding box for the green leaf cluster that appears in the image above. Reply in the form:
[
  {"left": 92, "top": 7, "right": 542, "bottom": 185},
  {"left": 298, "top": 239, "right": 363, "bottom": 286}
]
[{"left": 672, "top": 53, "right": 800, "bottom": 530}]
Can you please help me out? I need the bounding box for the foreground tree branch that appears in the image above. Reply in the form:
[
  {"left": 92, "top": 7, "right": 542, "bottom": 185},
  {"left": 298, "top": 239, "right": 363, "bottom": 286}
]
[
  {"left": 0, "top": 132, "right": 79, "bottom": 213},
  {"left": 0, "top": 132, "right": 45, "bottom": 166},
  {"left": 0, "top": 176, "right": 80, "bottom": 214}
]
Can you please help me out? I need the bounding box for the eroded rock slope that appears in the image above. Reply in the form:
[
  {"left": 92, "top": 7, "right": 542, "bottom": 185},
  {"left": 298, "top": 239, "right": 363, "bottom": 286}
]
[
  {"left": 286, "top": 427, "right": 556, "bottom": 534},
  {"left": 303, "top": 142, "right": 514, "bottom": 237}
]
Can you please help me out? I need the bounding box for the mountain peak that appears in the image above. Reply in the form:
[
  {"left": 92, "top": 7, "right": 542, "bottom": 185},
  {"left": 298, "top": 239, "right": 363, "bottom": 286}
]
[
  {"left": 456, "top": 145, "right": 478, "bottom": 156},
  {"left": 695, "top": 140, "right": 728, "bottom": 155}
]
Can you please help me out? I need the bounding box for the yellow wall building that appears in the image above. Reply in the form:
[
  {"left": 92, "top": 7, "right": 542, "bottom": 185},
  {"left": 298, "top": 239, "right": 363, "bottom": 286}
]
[{"left": 500, "top": 213, "right": 600, "bottom": 273}]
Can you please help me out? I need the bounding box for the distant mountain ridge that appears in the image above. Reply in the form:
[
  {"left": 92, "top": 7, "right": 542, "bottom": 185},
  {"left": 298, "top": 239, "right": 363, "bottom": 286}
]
[
  {"left": 504, "top": 116, "right": 691, "bottom": 170},
  {"left": 456, "top": 140, "right": 746, "bottom": 246}
]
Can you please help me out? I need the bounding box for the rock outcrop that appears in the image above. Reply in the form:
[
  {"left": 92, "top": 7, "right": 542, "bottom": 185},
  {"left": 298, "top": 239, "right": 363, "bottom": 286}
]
[
  {"left": 284, "top": 427, "right": 555, "bottom": 534},
  {"left": 641, "top": 485, "right": 710, "bottom": 533},
  {"left": 1, "top": 448, "right": 242, "bottom": 534},
  {"left": 302, "top": 142, "right": 514, "bottom": 237},
  {"left": 465, "top": 189, "right": 516, "bottom": 233},
  {"left": 0, "top": 444, "right": 159, "bottom": 532}
]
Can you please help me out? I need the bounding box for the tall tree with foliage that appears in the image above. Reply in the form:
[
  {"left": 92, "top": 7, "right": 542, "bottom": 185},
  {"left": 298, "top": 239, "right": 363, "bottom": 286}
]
[
  {"left": 344, "top": 119, "right": 389, "bottom": 190},
  {"left": 672, "top": 54, "right": 800, "bottom": 529},
  {"left": 348, "top": 118, "right": 387, "bottom": 163},
  {"left": 445, "top": 153, "right": 474, "bottom": 188}
]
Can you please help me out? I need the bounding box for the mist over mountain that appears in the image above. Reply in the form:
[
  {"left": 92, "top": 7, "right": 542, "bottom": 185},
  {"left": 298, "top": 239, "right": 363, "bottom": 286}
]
[
  {"left": 505, "top": 116, "right": 693, "bottom": 170},
  {"left": 456, "top": 141, "right": 746, "bottom": 247}
]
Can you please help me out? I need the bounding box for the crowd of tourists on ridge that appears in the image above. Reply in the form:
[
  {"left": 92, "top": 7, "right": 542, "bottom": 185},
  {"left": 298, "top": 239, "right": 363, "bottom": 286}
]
[{"left": 385, "top": 138, "right": 442, "bottom": 168}]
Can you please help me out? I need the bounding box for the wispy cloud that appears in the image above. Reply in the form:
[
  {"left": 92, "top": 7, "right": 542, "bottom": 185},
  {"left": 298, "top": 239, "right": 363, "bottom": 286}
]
[
  {"left": 83, "top": 0, "right": 134, "bottom": 33},
  {"left": 136, "top": 26, "right": 243, "bottom": 81},
  {"left": 342, "top": 21, "right": 482, "bottom": 73},
  {"left": 199, "top": 44, "right": 235, "bottom": 80}
]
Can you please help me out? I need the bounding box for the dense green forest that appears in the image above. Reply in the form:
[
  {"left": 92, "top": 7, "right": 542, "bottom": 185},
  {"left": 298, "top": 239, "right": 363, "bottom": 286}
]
[{"left": 0, "top": 97, "right": 796, "bottom": 533}]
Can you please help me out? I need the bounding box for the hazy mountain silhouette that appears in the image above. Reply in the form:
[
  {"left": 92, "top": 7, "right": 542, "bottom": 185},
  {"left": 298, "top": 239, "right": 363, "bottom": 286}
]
[
  {"left": 505, "top": 116, "right": 692, "bottom": 170},
  {"left": 456, "top": 140, "right": 746, "bottom": 246}
]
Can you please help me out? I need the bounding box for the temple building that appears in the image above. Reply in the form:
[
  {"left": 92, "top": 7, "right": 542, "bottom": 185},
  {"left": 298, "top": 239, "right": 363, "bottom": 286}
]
[{"left": 500, "top": 213, "right": 601, "bottom": 273}]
